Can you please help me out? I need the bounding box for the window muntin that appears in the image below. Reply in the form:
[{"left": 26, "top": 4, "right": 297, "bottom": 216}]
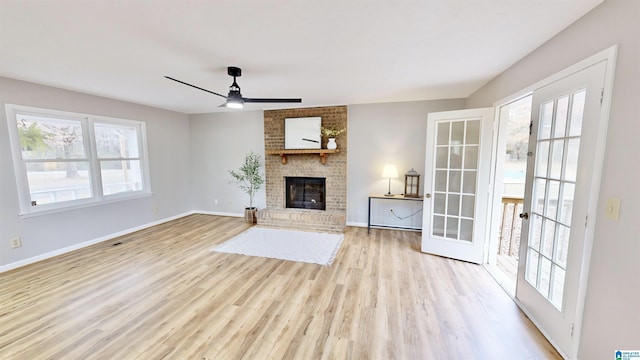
[{"left": 6, "top": 105, "right": 151, "bottom": 215}]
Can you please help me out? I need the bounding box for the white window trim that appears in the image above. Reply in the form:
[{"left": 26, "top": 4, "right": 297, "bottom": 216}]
[{"left": 5, "top": 104, "right": 152, "bottom": 217}]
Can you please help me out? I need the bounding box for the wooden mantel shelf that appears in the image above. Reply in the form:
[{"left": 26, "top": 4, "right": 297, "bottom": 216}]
[{"left": 266, "top": 149, "right": 339, "bottom": 165}]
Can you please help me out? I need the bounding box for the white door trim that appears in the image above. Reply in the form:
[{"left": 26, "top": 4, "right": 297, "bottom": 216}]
[{"left": 494, "top": 45, "right": 618, "bottom": 107}]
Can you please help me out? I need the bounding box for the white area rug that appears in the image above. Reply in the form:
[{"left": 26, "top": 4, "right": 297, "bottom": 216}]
[{"left": 211, "top": 227, "right": 344, "bottom": 266}]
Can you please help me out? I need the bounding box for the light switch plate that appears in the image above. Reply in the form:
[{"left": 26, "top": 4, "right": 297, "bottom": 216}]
[{"left": 605, "top": 197, "right": 621, "bottom": 221}]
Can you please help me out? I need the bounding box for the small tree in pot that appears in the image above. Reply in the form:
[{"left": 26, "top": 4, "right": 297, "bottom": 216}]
[{"left": 229, "top": 151, "right": 265, "bottom": 223}]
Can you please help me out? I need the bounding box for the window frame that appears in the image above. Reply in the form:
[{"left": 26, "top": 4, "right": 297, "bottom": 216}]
[{"left": 5, "top": 104, "right": 152, "bottom": 217}]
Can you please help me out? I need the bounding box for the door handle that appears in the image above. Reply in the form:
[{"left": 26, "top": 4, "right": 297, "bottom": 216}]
[
  {"left": 425, "top": 193, "right": 431, "bottom": 199},
  {"left": 519, "top": 212, "right": 529, "bottom": 220}
]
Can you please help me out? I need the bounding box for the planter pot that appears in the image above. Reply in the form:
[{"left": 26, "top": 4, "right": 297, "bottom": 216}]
[
  {"left": 327, "top": 138, "right": 337, "bottom": 150},
  {"left": 244, "top": 207, "right": 258, "bottom": 224}
]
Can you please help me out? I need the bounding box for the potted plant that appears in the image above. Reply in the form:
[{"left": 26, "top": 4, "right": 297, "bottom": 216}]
[
  {"left": 320, "top": 125, "right": 346, "bottom": 150},
  {"left": 229, "top": 151, "right": 265, "bottom": 223}
]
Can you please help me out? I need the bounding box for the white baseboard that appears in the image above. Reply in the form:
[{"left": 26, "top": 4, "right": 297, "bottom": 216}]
[
  {"left": 0, "top": 211, "right": 195, "bottom": 273},
  {"left": 346, "top": 221, "right": 367, "bottom": 227},
  {"left": 195, "top": 210, "right": 243, "bottom": 218}
]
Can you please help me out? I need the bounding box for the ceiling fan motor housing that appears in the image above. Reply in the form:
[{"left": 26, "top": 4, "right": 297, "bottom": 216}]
[{"left": 227, "top": 66, "right": 242, "bottom": 77}]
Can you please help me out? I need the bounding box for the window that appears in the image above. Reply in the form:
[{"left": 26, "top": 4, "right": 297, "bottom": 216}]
[
  {"left": 6, "top": 104, "right": 151, "bottom": 215},
  {"left": 94, "top": 121, "right": 145, "bottom": 195}
]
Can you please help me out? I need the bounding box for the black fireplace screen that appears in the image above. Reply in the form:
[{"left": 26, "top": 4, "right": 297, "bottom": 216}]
[{"left": 285, "top": 177, "right": 326, "bottom": 210}]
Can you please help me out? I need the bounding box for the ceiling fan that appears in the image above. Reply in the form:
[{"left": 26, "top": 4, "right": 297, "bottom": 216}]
[{"left": 165, "top": 66, "right": 302, "bottom": 109}]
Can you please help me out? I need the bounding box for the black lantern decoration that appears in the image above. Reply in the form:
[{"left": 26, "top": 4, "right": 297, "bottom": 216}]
[{"left": 404, "top": 168, "right": 420, "bottom": 198}]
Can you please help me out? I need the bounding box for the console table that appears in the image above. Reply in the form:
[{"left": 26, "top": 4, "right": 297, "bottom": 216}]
[{"left": 368, "top": 194, "right": 424, "bottom": 234}]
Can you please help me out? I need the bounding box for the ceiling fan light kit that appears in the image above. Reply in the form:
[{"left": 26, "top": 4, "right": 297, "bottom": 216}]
[
  {"left": 225, "top": 90, "right": 244, "bottom": 109},
  {"left": 225, "top": 100, "right": 244, "bottom": 109},
  {"left": 165, "top": 66, "right": 302, "bottom": 110}
]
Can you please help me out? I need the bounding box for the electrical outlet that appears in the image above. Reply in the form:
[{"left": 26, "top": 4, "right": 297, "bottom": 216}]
[
  {"left": 10, "top": 237, "right": 22, "bottom": 249},
  {"left": 214, "top": 199, "right": 218, "bottom": 205},
  {"left": 153, "top": 207, "right": 158, "bottom": 213}
]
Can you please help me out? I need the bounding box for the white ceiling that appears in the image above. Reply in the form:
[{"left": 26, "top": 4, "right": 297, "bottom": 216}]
[{"left": 0, "top": 0, "right": 602, "bottom": 114}]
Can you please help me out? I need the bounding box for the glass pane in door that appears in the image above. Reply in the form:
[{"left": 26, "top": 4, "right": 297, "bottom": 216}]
[
  {"left": 431, "top": 119, "right": 480, "bottom": 242},
  {"left": 524, "top": 89, "right": 586, "bottom": 310}
]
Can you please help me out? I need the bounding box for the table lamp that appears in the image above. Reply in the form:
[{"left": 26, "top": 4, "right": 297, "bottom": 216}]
[{"left": 381, "top": 164, "right": 399, "bottom": 196}]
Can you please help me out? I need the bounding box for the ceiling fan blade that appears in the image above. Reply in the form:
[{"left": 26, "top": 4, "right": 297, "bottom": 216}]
[
  {"left": 164, "top": 76, "right": 228, "bottom": 99},
  {"left": 243, "top": 97, "right": 302, "bottom": 104}
]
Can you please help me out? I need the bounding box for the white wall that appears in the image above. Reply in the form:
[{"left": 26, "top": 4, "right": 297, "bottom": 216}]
[
  {"left": 0, "top": 77, "right": 192, "bottom": 268},
  {"left": 189, "top": 111, "right": 266, "bottom": 214},
  {"left": 466, "top": 0, "right": 640, "bottom": 358},
  {"left": 347, "top": 99, "right": 465, "bottom": 226}
]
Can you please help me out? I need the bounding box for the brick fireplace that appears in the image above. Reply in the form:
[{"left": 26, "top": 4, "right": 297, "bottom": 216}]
[{"left": 258, "top": 106, "right": 347, "bottom": 232}]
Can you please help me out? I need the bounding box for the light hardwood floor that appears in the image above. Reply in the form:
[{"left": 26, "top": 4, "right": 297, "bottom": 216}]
[{"left": 0, "top": 214, "right": 561, "bottom": 359}]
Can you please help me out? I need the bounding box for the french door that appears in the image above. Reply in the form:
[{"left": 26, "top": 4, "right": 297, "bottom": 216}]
[
  {"left": 421, "top": 108, "right": 494, "bottom": 264},
  {"left": 516, "top": 61, "right": 607, "bottom": 358}
]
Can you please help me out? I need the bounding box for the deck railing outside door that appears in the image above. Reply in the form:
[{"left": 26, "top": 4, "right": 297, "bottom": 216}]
[{"left": 499, "top": 196, "right": 524, "bottom": 257}]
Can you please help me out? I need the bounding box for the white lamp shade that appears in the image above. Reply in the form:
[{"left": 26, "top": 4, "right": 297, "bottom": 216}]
[{"left": 381, "top": 164, "right": 399, "bottom": 179}]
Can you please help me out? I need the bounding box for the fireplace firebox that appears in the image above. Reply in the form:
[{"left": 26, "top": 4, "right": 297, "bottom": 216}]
[{"left": 285, "top": 177, "right": 326, "bottom": 210}]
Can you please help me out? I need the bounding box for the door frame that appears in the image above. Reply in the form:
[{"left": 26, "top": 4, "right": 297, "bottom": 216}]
[
  {"left": 485, "top": 45, "right": 617, "bottom": 359},
  {"left": 483, "top": 94, "right": 532, "bottom": 294}
]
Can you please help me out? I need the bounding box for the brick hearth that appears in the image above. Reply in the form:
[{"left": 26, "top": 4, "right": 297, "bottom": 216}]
[
  {"left": 258, "top": 106, "right": 347, "bottom": 232},
  {"left": 258, "top": 209, "right": 346, "bottom": 233}
]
